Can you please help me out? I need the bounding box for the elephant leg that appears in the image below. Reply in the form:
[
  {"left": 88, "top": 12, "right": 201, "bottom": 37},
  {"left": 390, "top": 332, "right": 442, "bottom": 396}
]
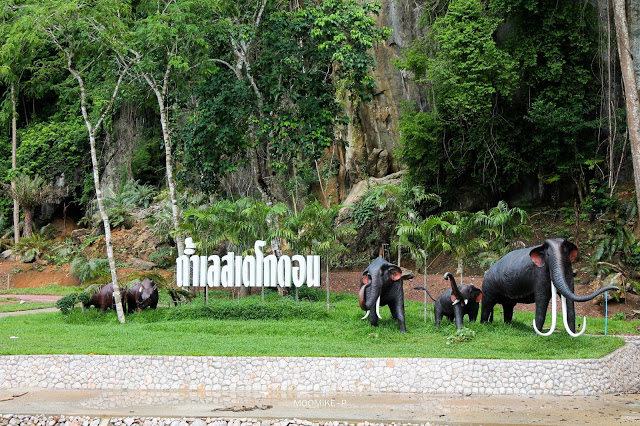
[
  {"left": 564, "top": 298, "right": 576, "bottom": 333},
  {"left": 468, "top": 304, "right": 479, "bottom": 322},
  {"left": 503, "top": 303, "right": 516, "bottom": 323},
  {"left": 388, "top": 299, "right": 407, "bottom": 333},
  {"left": 481, "top": 300, "right": 495, "bottom": 323},
  {"left": 534, "top": 298, "right": 550, "bottom": 332},
  {"left": 434, "top": 303, "right": 442, "bottom": 328}
]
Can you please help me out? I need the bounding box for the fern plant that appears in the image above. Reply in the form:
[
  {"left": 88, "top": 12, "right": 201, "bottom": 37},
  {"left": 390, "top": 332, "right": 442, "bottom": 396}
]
[{"left": 69, "top": 256, "right": 111, "bottom": 284}]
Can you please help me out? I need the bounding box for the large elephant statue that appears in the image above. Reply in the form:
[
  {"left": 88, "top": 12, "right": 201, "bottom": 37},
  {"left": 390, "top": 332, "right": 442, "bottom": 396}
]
[
  {"left": 84, "top": 282, "right": 126, "bottom": 312},
  {"left": 435, "top": 272, "right": 483, "bottom": 330},
  {"left": 125, "top": 278, "right": 159, "bottom": 313},
  {"left": 480, "top": 238, "right": 618, "bottom": 336},
  {"left": 359, "top": 257, "right": 407, "bottom": 333}
]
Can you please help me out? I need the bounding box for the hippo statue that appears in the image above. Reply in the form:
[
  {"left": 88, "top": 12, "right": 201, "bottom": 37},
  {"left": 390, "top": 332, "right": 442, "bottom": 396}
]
[
  {"left": 125, "top": 278, "right": 159, "bottom": 313},
  {"left": 84, "top": 282, "right": 126, "bottom": 312}
]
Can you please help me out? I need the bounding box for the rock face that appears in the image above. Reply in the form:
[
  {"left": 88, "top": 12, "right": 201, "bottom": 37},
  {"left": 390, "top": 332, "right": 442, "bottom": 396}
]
[
  {"left": 338, "top": 0, "right": 427, "bottom": 200},
  {"left": 101, "top": 103, "right": 143, "bottom": 192}
]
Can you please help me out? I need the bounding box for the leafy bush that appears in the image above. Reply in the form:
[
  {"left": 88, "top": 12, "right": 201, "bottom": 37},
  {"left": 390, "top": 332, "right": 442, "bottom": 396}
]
[
  {"left": 14, "top": 225, "right": 55, "bottom": 263},
  {"left": 165, "top": 298, "right": 329, "bottom": 321},
  {"left": 446, "top": 327, "right": 476, "bottom": 345},
  {"left": 69, "top": 256, "right": 111, "bottom": 284},
  {"left": 148, "top": 247, "right": 176, "bottom": 269},
  {"left": 56, "top": 292, "right": 90, "bottom": 314},
  {"left": 611, "top": 312, "right": 627, "bottom": 321}
]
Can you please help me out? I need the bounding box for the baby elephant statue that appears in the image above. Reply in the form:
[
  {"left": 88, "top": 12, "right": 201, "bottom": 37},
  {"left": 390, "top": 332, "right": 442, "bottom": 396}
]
[
  {"left": 84, "top": 282, "right": 126, "bottom": 312},
  {"left": 435, "top": 272, "right": 483, "bottom": 330},
  {"left": 125, "top": 278, "right": 159, "bottom": 313},
  {"left": 359, "top": 257, "right": 407, "bottom": 333}
]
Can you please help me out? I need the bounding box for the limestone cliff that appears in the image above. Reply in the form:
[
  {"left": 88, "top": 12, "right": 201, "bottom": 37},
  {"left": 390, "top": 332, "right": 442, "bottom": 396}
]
[{"left": 337, "top": 0, "right": 427, "bottom": 201}]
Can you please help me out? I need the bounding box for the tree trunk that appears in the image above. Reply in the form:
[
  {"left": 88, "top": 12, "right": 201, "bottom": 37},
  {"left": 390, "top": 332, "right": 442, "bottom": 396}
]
[
  {"left": 89, "top": 128, "right": 126, "bottom": 324},
  {"left": 151, "top": 73, "right": 184, "bottom": 257},
  {"left": 10, "top": 83, "right": 19, "bottom": 245},
  {"left": 613, "top": 0, "right": 640, "bottom": 220},
  {"left": 22, "top": 208, "right": 32, "bottom": 239},
  {"left": 68, "top": 63, "right": 126, "bottom": 324}
]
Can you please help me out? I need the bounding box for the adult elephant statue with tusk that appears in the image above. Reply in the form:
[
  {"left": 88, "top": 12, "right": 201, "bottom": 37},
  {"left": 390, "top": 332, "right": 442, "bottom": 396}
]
[
  {"left": 359, "top": 257, "right": 407, "bottom": 333},
  {"left": 480, "top": 238, "right": 619, "bottom": 337}
]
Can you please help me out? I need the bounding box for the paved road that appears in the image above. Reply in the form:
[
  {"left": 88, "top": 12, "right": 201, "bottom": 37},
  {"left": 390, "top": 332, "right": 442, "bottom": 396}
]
[
  {"left": 1, "top": 388, "right": 640, "bottom": 424},
  {"left": 0, "top": 294, "right": 60, "bottom": 317}
]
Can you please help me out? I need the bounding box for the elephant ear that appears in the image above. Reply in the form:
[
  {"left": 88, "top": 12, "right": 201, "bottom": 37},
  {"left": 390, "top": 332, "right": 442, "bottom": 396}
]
[
  {"left": 529, "top": 244, "right": 547, "bottom": 267},
  {"left": 564, "top": 241, "right": 579, "bottom": 262},
  {"left": 475, "top": 291, "right": 483, "bottom": 303},
  {"left": 361, "top": 272, "right": 370, "bottom": 286},
  {"left": 388, "top": 265, "right": 402, "bottom": 282}
]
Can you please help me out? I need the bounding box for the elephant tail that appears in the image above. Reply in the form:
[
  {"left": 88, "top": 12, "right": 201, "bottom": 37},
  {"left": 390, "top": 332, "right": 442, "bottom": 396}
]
[{"left": 414, "top": 286, "right": 437, "bottom": 302}]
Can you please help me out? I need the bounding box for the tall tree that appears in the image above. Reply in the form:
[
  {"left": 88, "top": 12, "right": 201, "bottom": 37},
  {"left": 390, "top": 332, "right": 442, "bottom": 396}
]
[
  {"left": 34, "top": 0, "right": 132, "bottom": 323},
  {"left": 127, "top": 0, "right": 215, "bottom": 257},
  {"left": 0, "top": 1, "right": 42, "bottom": 244},
  {"left": 613, "top": 0, "right": 640, "bottom": 221},
  {"left": 189, "top": 0, "right": 389, "bottom": 199}
]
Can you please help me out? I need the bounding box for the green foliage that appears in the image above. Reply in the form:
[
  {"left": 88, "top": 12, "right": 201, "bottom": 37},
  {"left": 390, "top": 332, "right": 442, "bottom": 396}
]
[
  {"left": 69, "top": 256, "right": 110, "bottom": 285},
  {"left": 165, "top": 297, "right": 329, "bottom": 321},
  {"left": 398, "top": 0, "right": 600, "bottom": 202},
  {"left": 16, "top": 117, "right": 87, "bottom": 184},
  {"left": 1, "top": 293, "right": 630, "bottom": 358},
  {"left": 14, "top": 225, "right": 55, "bottom": 263},
  {"left": 352, "top": 182, "right": 440, "bottom": 253},
  {"left": 148, "top": 247, "right": 176, "bottom": 269},
  {"left": 611, "top": 312, "right": 626, "bottom": 321},
  {"left": 446, "top": 327, "right": 477, "bottom": 345},
  {"left": 182, "top": 0, "right": 389, "bottom": 192},
  {"left": 81, "top": 179, "right": 156, "bottom": 230},
  {"left": 56, "top": 292, "right": 90, "bottom": 314}
]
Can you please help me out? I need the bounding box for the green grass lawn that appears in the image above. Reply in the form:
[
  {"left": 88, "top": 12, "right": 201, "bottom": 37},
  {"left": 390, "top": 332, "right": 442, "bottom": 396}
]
[
  {"left": 0, "top": 289, "right": 634, "bottom": 359},
  {"left": 0, "top": 298, "right": 56, "bottom": 313},
  {"left": 0, "top": 285, "right": 84, "bottom": 296}
]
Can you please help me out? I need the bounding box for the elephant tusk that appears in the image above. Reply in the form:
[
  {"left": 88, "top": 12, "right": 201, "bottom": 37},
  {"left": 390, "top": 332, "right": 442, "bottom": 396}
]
[
  {"left": 361, "top": 296, "right": 382, "bottom": 320},
  {"left": 561, "top": 295, "right": 587, "bottom": 337},
  {"left": 533, "top": 282, "right": 558, "bottom": 336}
]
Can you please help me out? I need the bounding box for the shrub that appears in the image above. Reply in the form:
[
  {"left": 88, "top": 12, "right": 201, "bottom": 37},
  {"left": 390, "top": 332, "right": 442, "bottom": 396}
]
[
  {"left": 56, "top": 292, "right": 90, "bottom": 314},
  {"left": 165, "top": 298, "right": 330, "bottom": 321},
  {"left": 446, "top": 327, "right": 476, "bottom": 345}
]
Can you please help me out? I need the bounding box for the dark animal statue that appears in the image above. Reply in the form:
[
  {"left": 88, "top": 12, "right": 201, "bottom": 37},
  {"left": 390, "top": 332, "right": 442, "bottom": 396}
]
[
  {"left": 125, "top": 278, "right": 159, "bottom": 313},
  {"left": 359, "top": 257, "right": 407, "bottom": 333},
  {"left": 434, "top": 272, "right": 483, "bottom": 330},
  {"left": 84, "top": 282, "right": 125, "bottom": 312},
  {"left": 480, "top": 238, "right": 618, "bottom": 336}
]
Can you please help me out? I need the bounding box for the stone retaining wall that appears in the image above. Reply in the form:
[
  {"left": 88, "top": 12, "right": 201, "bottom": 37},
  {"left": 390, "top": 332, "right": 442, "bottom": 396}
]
[{"left": 2, "top": 337, "right": 639, "bottom": 396}]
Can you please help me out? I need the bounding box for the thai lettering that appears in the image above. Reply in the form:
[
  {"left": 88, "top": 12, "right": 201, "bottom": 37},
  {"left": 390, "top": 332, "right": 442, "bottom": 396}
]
[{"left": 176, "top": 239, "right": 321, "bottom": 288}]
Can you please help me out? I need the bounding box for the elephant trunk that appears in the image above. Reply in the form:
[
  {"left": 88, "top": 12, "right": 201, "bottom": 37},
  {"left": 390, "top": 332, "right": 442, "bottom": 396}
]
[
  {"left": 445, "top": 272, "right": 465, "bottom": 305},
  {"left": 358, "top": 283, "right": 369, "bottom": 311},
  {"left": 360, "top": 280, "right": 382, "bottom": 319},
  {"left": 550, "top": 259, "right": 618, "bottom": 302}
]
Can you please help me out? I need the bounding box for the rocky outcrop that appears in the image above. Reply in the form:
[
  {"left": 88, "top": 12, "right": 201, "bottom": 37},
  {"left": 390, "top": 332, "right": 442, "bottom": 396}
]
[{"left": 337, "top": 0, "right": 427, "bottom": 201}]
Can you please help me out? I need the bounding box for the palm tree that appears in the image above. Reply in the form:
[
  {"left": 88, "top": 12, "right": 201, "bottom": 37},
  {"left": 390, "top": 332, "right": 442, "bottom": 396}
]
[
  {"left": 439, "top": 210, "right": 489, "bottom": 284},
  {"left": 3, "top": 174, "right": 64, "bottom": 238},
  {"left": 299, "top": 201, "right": 355, "bottom": 309},
  {"left": 397, "top": 214, "right": 448, "bottom": 280},
  {"left": 483, "top": 200, "right": 531, "bottom": 255}
]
